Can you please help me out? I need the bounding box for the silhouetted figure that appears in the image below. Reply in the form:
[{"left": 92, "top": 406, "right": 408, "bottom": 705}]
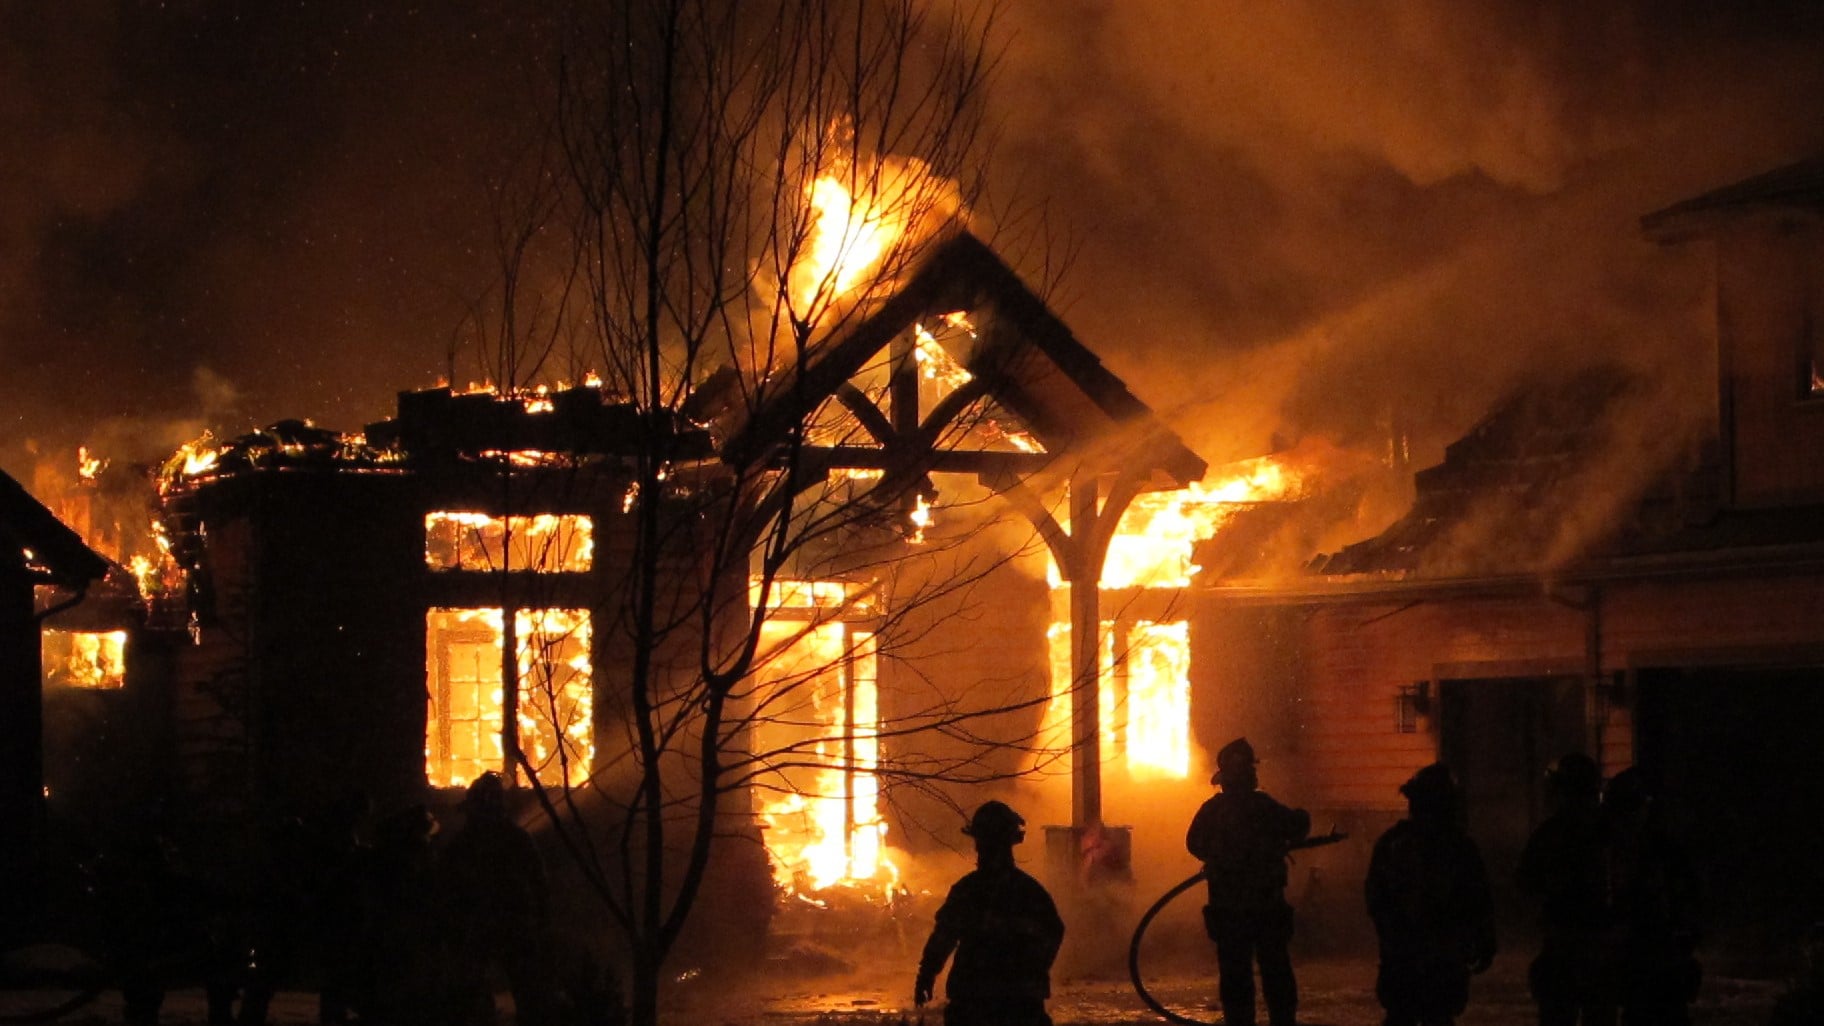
[
  {"left": 915, "top": 801, "right": 1065, "bottom": 1026},
  {"left": 352, "top": 805, "right": 443, "bottom": 1026},
  {"left": 1516, "top": 753, "right": 1615, "bottom": 1026},
  {"left": 440, "top": 772, "right": 555, "bottom": 1026},
  {"left": 92, "top": 822, "right": 237, "bottom": 1026},
  {"left": 1366, "top": 763, "right": 1497, "bottom": 1026},
  {"left": 1769, "top": 923, "right": 1824, "bottom": 1026},
  {"left": 1186, "top": 737, "right": 1312, "bottom": 1026},
  {"left": 230, "top": 810, "right": 323, "bottom": 1026},
  {"left": 311, "top": 788, "right": 372, "bottom": 1026},
  {"left": 1602, "top": 768, "right": 1700, "bottom": 1026}
]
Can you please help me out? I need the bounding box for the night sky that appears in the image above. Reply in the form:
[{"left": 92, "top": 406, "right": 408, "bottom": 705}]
[{"left": 5, "top": 1, "right": 1824, "bottom": 484}]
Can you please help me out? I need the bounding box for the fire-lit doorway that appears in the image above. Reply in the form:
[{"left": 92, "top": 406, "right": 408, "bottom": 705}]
[
  {"left": 1438, "top": 675, "right": 1587, "bottom": 930},
  {"left": 749, "top": 580, "right": 894, "bottom": 898}
]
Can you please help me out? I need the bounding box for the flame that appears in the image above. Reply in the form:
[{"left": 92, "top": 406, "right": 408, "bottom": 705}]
[
  {"left": 907, "top": 494, "right": 933, "bottom": 544},
  {"left": 76, "top": 446, "right": 106, "bottom": 482},
  {"left": 914, "top": 322, "right": 973, "bottom": 390},
  {"left": 42, "top": 630, "right": 128, "bottom": 690},
  {"left": 177, "top": 436, "right": 220, "bottom": 478},
  {"left": 424, "top": 606, "right": 595, "bottom": 789},
  {"left": 424, "top": 512, "right": 593, "bottom": 573},
  {"left": 1043, "top": 619, "right": 1190, "bottom": 780},
  {"left": 1053, "top": 457, "right": 1303, "bottom": 590},
  {"left": 752, "top": 580, "right": 897, "bottom": 898},
  {"left": 790, "top": 164, "right": 928, "bottom": 310},
  {"left": 1040, "top": 456, "right": 1302, "bottom": 782}
]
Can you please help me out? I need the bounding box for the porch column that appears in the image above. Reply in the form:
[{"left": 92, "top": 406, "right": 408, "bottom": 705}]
[
  {"left": 992, "top": 466, "right": 1148, "bottom": 833},
  {"left": 1068, "top": 476, "right": 1102, "bottom": 829}
]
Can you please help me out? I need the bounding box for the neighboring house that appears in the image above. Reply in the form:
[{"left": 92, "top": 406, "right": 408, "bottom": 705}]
[
  {"left": 1195, "top": 157, "right": 1824, "bottom": 953},
  {"left": 0, "top": 468, "right": 109, "bottom": 857}
]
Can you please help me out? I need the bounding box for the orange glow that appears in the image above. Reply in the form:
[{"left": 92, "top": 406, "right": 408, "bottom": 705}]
[
  {"left": 751, "top": 579, "right": 897, "bottom": 898},
  {"left": 424, "top": 606, "right": 595, "bottom": 789}
]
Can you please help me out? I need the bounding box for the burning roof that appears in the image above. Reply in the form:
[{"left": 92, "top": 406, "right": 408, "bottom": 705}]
[{"left": 723, "top": 231, "right": 1207, "bottom": 491}]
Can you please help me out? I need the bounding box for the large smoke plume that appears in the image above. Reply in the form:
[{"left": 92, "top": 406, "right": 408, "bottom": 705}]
[{"left": 975, "top": 1, "right": 1824, "bottom": 469}]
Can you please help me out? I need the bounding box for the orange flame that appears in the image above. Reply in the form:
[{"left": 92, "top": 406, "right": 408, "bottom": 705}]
[
  {"left": 1042, "top": 456, "right": 1303, "bottom": 781},
  {"left": 752, "top": 580, "right": 899, "bottom": 898},
  {"left": 76, "top": 446, "right": 106, "bottom": 482},
  {"left": 1053, "top": 457, "right": 1304, "bottom": 590}
]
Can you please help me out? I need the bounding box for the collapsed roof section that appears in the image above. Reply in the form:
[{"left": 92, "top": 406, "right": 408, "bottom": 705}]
[
  {"left": 167, "top": 232, "right": 1200, "bottom": 503},
  {"left": 1312, "top": 366, "right": 1718, "bottom": 581}
]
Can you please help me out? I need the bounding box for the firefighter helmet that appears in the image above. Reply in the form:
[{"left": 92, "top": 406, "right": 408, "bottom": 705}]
[
  {"left": 1210, "top": 737, "right": 1258, "bottom": 785},
  {"left": 962, "top": 800, "right": 1027, "bottom": 845},
  {"left": 463, "top": 770, "right": 507, "bottom": 815},
  {"left": 1546, "top": 752, "right": 1601, "bottom": 800},
  {"left": 1603, "top": 766, "right": 1648, "bottom": 815},
  {"left": 1399, "top": 762, "right": 1459, "bottom": 804}
]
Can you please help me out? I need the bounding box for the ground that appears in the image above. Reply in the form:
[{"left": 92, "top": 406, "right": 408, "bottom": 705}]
[{"left": 6, "top": 956, "right": 1789, "bottom": 1025}]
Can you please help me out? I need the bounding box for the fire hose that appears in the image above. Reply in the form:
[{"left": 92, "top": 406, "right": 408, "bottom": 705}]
[{"left": 1127, "top": 831, "right": 1347, "bottom": 1026}]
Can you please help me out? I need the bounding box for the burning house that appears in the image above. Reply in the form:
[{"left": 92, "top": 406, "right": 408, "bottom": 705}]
[
  {"left": 34, "top": 230, "right": 1242, "bottom": 936},
  {"left": 30, "top": 141, "right": 1824, "bottom": 970}
]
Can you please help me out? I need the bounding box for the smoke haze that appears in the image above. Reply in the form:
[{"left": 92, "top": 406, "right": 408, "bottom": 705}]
[{"left": 5, "top": 1, "right": 1823, "bottom": 511}]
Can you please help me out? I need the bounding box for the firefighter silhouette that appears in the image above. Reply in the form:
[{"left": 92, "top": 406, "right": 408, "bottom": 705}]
[
  {"left": 1516, "top": 752, "right": 1615, "bottom": 1026},
  {"left": 1601, "top": 767, "right": 1700, "bottom": 1026},
  {"left": 440, "top": 772, "right": 556, "bottom": 1026},
  {"left": 1365, "top": 763, "right": 1497, "bottom": 1026},
  {"left": 915, "top": 801, "right": 1065, "bottom": 1026},
  {"left": 1186, "top": 737, "right": 1311, "bottom": 1026}
]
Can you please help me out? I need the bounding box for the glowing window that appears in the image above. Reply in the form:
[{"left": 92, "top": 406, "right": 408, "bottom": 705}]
[
  {"left": 424, "top": 513, "right": 593, "bottom": 572},
  {"left": 1045, "top": 619, "right": 1190, "bottom": 780},
  {"left": 42, "top": 630, "right": 127, "bottom": 690},
  {"left": 749, "top": 577, "right": 891, "bottom": 895},
  {"left": 424, "top": 607, "right": 594, "bottom": 789}
]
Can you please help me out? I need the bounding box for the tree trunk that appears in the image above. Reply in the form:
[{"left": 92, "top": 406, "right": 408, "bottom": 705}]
[{"left": 629, "top": 948, "right": 660, "bottom": 1026}]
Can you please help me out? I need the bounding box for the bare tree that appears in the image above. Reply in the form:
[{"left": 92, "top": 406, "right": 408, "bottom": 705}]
[{"left": 437, "top": 4, "right": 1093, "bottom": 1024}]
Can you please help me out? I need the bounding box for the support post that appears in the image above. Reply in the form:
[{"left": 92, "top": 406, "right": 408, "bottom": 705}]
[{"left": 1069, "top": 475, "right": 1102, "bottom": 830}]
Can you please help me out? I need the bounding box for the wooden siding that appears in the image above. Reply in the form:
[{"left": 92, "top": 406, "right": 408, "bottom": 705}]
[{"left": 1204, "top": 571, "right": 1824, "bottom": 814}]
